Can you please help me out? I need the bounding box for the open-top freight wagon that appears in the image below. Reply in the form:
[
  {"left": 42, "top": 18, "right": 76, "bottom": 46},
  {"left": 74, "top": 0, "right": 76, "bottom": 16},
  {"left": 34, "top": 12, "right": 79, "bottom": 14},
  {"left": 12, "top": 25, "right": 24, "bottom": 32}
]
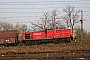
[
  {"left": 22, "top": 28, "right": 73, "bottom": 45},
  {"left": 0, "top": 30, "right": 20, "bottom": 46}
]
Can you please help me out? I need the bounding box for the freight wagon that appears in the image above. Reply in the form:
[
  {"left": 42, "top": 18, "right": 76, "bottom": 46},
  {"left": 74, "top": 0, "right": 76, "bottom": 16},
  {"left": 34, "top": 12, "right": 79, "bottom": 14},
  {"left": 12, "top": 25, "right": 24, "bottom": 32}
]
[
  {"left": 0, "top": 30, "right": 20, "bottom": 46},
  {"left": 22, "top": 28, "right": 73, "bottom": 45}
]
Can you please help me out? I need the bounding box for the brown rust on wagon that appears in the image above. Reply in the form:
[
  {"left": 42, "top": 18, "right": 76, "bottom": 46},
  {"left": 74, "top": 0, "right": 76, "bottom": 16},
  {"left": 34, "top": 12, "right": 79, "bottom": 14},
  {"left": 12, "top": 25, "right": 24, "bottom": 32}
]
[
  {"left": 0, "top": 30, "right": 20, "bottom": 39},
  {"left": 0, "top": 30, "right": 20, "bottom": 45}
]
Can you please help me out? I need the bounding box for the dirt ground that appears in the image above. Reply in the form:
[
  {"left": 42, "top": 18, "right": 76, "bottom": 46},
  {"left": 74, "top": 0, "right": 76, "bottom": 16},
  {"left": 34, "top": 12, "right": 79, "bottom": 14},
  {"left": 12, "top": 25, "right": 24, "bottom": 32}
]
[
  {"left": 0, "top": 43, "right": 90, "bottom": 60},
  {"left": 0, "top": 43, "right": 90, "bottom": 54}
]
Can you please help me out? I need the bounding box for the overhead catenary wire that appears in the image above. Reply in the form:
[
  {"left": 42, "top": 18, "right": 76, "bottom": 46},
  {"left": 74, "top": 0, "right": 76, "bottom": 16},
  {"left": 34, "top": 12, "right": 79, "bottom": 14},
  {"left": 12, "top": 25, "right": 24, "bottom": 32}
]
[
  {"left": 0, "top": 0, "right": 90, "bottom": 3},
  {"left": 0, "top": 1, "right": 90, "bottom": 5},
  {"left": 0, "top": 0, "right": 90, "bottom": 21},
  {"left": 0, "top": 7, "right": 90, "bottom": 9},
  {"left": 0, "top": 3, "right": 90, "bottom": 5}
]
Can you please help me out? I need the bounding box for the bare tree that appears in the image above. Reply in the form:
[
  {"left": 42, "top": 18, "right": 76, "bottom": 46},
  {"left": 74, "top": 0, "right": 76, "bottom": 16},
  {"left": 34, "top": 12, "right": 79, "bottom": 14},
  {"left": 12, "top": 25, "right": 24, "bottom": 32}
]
[
  {"left": 63, "top": 5, "right": 80, "bottom": 33},
  {"left": 0, "top": 22, "right": 3, "bottom": 30},
  {"left": 50, "top": 9, "right": 65, "bottom": 29},
  {"left": 14, "top": 23, "right": 27, "bottom": 33},
  {"left": 30, "top": 9, "right": 66, "bottom": 31},
  {"left": 51, "top": 9, "right": 59, "bottom": 28},
  {"left": 20, "top": 24, "right": 27, "bottom": 33},
  {"left": 30, "top": 11, "right": 50, "bottom": 31},
  {"left": 14, "top": 22, "right": 21, "bottom": 30},
  {"left": 0, "top": 21, "right": 13, "bottom": 31}
]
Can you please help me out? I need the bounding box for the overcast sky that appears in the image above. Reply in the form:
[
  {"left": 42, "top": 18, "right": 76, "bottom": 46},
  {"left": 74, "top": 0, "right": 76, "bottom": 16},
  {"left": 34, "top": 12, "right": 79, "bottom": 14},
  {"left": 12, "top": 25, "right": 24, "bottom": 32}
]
[{"left": 0, "top": 0, "right": 90, "bottom": 31}]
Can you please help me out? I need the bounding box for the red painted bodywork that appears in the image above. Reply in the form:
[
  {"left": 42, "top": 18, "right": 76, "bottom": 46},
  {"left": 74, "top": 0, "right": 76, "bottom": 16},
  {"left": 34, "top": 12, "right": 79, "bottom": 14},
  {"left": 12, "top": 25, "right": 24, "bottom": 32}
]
[{"left": 22, "top": 28, "right": 72, "bottom": 40}]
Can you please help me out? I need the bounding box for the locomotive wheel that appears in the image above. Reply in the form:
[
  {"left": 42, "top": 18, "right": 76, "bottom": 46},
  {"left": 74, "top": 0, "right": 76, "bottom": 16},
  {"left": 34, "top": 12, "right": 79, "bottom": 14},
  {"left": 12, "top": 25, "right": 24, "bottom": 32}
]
[
  {"left": 36, "top": 41, "right": 41, "bottom": 45},
  {"left": 67, "top": 39, "right": 71, "bottom": 42},
  {"left": 32, "top": 40, "right": 41, "bottom": 45},
  {"left": 18, "top": 42, "right": 25, "bottom": 46},
  {"left": 59, "top": 39, "right": 64, "bottom": 43},
  {"left": 25, "top": 41, "right": 31, "bottom": 46}
]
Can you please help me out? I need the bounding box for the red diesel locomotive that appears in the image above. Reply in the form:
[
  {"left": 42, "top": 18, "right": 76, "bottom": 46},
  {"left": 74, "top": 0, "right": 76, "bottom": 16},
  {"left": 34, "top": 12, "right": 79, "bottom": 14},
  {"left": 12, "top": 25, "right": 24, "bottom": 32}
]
[{"left": 22, "top": 28, "right": 73, "bottom": 45}]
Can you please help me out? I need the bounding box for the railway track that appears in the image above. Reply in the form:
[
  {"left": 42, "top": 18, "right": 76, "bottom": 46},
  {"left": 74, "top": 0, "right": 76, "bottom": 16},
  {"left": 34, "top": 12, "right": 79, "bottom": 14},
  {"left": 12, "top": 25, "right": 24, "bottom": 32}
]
[
  {"left": 0, "top": 43, "right": 90, "bottom": 60},
  {"left": 0, "top": 50, "right": 90, "bottom": 60}
]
